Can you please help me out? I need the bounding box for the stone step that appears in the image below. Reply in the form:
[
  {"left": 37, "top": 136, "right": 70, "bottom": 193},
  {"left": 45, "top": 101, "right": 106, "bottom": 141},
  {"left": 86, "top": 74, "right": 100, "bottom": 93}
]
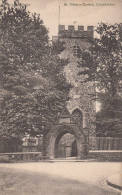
[{"left": 48, "top": 158, "right": 96, "bottom": 162}]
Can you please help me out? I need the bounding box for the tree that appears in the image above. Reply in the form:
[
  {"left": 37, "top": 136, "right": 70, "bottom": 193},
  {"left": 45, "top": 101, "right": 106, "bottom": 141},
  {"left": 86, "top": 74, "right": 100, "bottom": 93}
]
[
  {"left": 0, "top": 0, "right": 70, "bottom": 140},
  {"left": 78, "top": 23, "right": 122, "bottom": 137},
  {"left": 96, "top": 93, "right": 122, "bottom": 137}
]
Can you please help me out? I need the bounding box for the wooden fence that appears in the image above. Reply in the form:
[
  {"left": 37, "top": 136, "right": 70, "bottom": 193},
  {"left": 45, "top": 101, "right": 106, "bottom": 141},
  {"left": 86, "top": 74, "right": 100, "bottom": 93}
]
[{"left": 89, "top": 137, "right": 122, "bottom": 150}]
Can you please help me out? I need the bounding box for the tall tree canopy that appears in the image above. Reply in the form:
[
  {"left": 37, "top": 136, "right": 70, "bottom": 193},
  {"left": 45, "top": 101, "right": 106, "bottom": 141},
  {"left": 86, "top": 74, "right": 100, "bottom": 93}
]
[
  {"left": 78, "top": 23, "right": 122, "bottom": 137},
  {"left": 0, "top": 0, "right": 70, "bottom": 138}
]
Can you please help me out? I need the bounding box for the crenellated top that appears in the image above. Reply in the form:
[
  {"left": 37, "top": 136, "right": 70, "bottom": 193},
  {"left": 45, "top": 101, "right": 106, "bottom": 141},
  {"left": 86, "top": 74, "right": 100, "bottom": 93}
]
[{"left": 58, "top": 25, "right": 94, "bottom": 39}]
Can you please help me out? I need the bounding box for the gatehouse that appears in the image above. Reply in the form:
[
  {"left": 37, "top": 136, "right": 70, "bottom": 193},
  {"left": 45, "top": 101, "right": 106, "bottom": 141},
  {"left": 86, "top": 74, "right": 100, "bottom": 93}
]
[{"left": 44, "top": 108, "right": 89, "bottom": 159}]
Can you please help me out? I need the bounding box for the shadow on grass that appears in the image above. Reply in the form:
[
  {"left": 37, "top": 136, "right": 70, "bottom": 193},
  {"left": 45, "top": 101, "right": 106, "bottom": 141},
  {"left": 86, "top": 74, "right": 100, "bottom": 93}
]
[{"left": 0, "top": 167, "right": 119, "bottom": 195}]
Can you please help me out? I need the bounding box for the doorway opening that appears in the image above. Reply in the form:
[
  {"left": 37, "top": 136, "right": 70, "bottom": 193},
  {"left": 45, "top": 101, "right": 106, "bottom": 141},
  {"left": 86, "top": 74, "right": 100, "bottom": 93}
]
[{"left": 55, "top": 133, "right": 77, "bottom": 159}]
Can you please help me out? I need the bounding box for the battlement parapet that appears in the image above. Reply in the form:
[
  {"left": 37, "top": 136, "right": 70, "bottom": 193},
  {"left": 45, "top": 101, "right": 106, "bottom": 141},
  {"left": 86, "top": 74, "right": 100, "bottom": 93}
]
[{"left": 59, "top": 25, "right": 94, "bottom": 39}]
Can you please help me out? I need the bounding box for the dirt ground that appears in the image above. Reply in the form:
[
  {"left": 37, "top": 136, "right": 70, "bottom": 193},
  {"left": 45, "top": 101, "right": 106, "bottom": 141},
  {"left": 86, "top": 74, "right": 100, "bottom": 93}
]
[{"left": 0, "top": 162, "right": 121, "bottom": 195}]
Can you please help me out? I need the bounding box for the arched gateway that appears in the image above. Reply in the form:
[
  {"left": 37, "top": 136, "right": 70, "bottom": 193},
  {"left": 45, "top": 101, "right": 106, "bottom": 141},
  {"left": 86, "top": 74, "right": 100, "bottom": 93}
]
[{"left": 44, "top": 108, "right": 88, "bottom": 159}]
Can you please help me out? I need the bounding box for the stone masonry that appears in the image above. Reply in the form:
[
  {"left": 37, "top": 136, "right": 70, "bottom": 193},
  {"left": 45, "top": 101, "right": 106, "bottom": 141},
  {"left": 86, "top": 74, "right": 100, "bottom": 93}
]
[
  {"left": 58, "top": 25, "right": 96, "bottom": 136},
  {"left": 43, "top": 25, "right": 96, "bottom": 159}
]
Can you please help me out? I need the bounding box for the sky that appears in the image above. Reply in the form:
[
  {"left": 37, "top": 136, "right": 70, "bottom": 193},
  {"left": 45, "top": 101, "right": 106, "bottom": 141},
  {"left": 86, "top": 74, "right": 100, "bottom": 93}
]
[{"left": 7, "top": 0, "right": 122, "bottom": 37}]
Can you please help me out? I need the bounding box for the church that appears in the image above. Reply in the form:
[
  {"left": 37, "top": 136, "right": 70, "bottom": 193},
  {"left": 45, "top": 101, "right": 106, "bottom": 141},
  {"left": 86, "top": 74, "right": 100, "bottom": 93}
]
[{"left": 43, "top": 25, "right": 96, "bottom": 159}]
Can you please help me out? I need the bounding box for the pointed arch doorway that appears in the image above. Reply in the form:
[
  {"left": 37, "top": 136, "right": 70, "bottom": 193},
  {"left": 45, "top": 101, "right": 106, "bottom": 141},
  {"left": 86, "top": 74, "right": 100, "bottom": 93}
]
[
  {"left": 44, "top": 108, "right": 88, "bottom": 159},
  {"left": 55, "top": 132, "right": 78, "bottom": 159},
  {"left": 45, "top": 124, "right": 86, "bottom": 159}
]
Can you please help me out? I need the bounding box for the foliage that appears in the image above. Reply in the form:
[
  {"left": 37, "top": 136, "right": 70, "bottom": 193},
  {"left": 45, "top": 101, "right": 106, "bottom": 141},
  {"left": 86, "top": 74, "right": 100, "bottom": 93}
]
[
  {"left": 96, "top": 94, "right": 122, "bottom": 137},
  {"left": 78, "top": 23, "right": 122, "bottom": 137},
  {"left": 78, "top": 23, "right": 122, "bottom": 98},
  {"left": 0, "top": 0, "right": 70, "bottom": 139}
]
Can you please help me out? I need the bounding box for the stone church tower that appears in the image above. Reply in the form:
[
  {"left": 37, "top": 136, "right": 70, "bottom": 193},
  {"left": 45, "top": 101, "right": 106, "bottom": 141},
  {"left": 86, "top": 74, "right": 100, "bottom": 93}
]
[
  {"left": 43, "top": 25, "right": 96, "bottom": 159},
  {"left": 42, "top": 24, "right": 122, "bottom": 160},
  {"left": 57, "top": 25, "right": 96, "bottom": 136}
]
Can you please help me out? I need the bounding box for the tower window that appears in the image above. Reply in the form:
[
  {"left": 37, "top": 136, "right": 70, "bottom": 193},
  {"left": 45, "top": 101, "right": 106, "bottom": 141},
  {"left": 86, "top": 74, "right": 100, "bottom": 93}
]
[{"left": 73, "top": 45, "right": 81, "bottom": 57}]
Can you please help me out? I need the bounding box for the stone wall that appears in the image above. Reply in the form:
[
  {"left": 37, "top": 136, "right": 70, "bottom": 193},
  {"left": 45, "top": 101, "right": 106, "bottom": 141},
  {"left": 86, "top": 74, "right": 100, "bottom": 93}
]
[{"left": 88, "top": 151, "right": 122, "bottom": 162}]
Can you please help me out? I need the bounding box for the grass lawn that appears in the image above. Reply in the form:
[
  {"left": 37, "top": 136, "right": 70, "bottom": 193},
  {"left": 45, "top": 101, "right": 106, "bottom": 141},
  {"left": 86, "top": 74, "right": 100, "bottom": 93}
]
[{"left": 0, "top": 167, "right": 119, "bottom": 195}]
